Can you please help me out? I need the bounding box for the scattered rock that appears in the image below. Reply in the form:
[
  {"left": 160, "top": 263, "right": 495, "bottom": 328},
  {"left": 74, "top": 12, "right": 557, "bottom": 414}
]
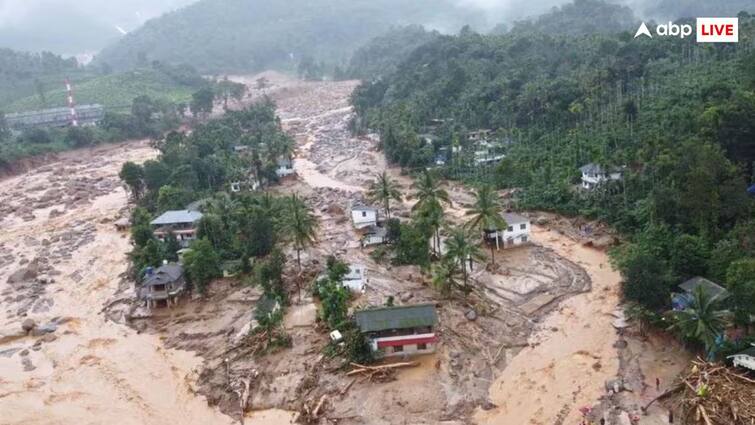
[
  {"left": 21, "top": 318, "right": 36, "bottom": 333},
  {"left": 481, "top": 400, "right": 498, "bottom": 411},
  {"left": 399, "top": 292, "right": 413, "bottom": 303},
  {"left": 465, "top": 309, "right": 478, "bottom": 321}
]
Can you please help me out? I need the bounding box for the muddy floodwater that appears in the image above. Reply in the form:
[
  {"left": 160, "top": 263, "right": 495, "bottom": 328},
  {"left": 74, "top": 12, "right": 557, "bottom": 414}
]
[
  {"left": 0, "top": 142, "right": 258, "bottom": 425},
  {"left": 0, "top": 73, "right": 671, "bottom": 425}
]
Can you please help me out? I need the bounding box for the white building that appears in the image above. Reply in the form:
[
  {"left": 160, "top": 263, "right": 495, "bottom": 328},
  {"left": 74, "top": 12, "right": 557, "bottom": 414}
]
[
  {"left": 485, "top": 212, "right": 531, "bottom": 250},
  {"left": 343, "top": 264, "right": 367, "bottom": 293},
  {"left": 275, "top": 157, "right": 295, "bottom": 178},
  {"left": 361, "top": 225, "right": 387, "bottom": 247},
  {"left": 579, "top": 163, "right": 623, "bottom": 190},
  {"left": 351, "top": 205, "right": 379, "bottom": 229}
]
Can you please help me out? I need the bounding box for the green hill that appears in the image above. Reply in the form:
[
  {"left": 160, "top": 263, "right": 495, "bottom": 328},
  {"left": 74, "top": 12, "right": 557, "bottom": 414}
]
[{"left": 92, "top": 0, "right": 488, "bottom": 74}]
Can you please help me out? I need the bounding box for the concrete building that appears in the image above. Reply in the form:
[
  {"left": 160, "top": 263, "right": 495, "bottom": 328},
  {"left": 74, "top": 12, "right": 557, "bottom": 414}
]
[
  {"left": 343, "top": 264, "right": 367, "bottom": 293},
  {"left": 361, "top": 225, "right": 388, "bottom": 247},
  {"left": 484, "top": 212, "right": 531, "bottom": 250},
  {"left": 275, "top": 157, "right": 295, "bottom": 178},
  {"left": 351, "top": 205, "right": 379, "bottom": 229},
  {"left": 140, "top": 263, "right": 186, "bottom": 308},
  {"left": 579, "top": 163, "right": 623, "bottom": 190},
  {"left": 150, "top": 210, "right": 203, "bottom": 248},
  {"left": 355, "top": 304, "right": 438, "bottom": 358}
]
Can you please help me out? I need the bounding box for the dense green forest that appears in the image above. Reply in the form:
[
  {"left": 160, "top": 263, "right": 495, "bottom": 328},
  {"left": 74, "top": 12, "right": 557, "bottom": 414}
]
[
  {"left": 0, "top": 48, "right": 94, "bottom": 109},
  {"left": 343, "top": 26, "right": 442, "bottom": 80},
  {"left": 92, "top": 0, "right": 488, "bottom": 74},
  {"left": 351, "top": 2, "right": 755, "bottom": 354}
]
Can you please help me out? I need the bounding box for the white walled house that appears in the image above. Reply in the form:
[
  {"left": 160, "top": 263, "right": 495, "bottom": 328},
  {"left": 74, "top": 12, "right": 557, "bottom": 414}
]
[
  {"left": 361, "top": 225, "right": 387, "bottom": 247},
  {"left": 351, "top": 205, "right": 379, "bottom": 229},
  {"left": 580, "top": 163, "right": 623, "bottom": 190},
  {"left": 275, "top": 157, "right": 295, "bottom": 178},
  {"left": 484, "top": 212, "right": 531, "bottom": 250},
  {"left": 343, "top": 264, "right": 367, "bottom": 293}
]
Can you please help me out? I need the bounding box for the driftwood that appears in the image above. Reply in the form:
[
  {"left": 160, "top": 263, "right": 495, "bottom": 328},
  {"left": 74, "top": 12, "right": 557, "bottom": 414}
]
[
  {"left": 346, "top": 361, "right": 419, "bottom": 379},
  {"left": 664, "top": 358, "right": 755, "bottom": 425}
]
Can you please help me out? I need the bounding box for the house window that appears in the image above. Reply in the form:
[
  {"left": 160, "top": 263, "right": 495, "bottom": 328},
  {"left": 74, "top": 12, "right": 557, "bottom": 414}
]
[
  {"left": 521, "top": 236, "right": 528, "bottom": 243},
  {"left": 520, "top": 223, "right": 527, "bottom": 230},
  {"left": 507, "top": 226, "right": 513, "bottom": 232},
  {"left": 417, "top": 343, "right": 427, "bottom": 350},
  {"left": 362, "top": 211, "right": 367, "bottom": 217},
  {"left": 393, "top": 345, "right": 404, "bottom": 353}
]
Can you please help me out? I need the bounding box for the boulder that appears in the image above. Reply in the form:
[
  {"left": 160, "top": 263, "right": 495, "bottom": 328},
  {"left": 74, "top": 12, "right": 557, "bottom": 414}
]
[
  {"left": 399, "top": 292, "right": 413, "bottom": 303},
  {"left": 21, "top": 318, "right": 36, "bottom": 333},
  {"left": 465, "top": 309, "right": 478, "bottom": 321}
]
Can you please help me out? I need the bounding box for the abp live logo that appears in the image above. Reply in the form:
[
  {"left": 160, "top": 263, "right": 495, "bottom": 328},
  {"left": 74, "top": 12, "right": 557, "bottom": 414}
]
[
  {"left": 634, "top": 18, "right": 738, "bottom": 43},
  {"left": 697, "top": 18, "right": 738, "bottom": 43}
]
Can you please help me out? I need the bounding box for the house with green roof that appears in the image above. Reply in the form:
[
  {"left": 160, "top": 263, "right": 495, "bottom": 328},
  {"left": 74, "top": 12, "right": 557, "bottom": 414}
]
[{"left": 355, "top": 304, "right": 438, "bottom": 358}]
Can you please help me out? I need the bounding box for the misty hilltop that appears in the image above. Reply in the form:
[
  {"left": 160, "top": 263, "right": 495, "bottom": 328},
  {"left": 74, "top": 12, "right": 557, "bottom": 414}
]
[{"left": 92, "top": 0, "right": 490, "bottom": 74}]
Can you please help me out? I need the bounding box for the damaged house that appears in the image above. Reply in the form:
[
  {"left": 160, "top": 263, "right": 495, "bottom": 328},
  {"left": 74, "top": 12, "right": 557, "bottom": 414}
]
[
  {"left": 355, "top": 304, "right": 438, "bottom": 358},
  {"left": 140, "top": 262, "right": 186, "bottom": 309}
]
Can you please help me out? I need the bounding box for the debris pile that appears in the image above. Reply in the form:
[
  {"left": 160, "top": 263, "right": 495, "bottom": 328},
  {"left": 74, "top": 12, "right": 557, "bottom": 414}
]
[{"left": 660, "top": 360, "right": 755, "bottom": 425}]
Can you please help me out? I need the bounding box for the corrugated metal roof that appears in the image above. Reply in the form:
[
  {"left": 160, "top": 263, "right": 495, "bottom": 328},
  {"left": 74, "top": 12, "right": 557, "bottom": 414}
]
[
  {"left": 151, "top": 210, "right": 203, "bottom": 226},
  {"left": 679, "top": 277, "right": 728, "bottom": 298},
  {"left": 355, "top": 304, "right": 437, "bottom": 333}
]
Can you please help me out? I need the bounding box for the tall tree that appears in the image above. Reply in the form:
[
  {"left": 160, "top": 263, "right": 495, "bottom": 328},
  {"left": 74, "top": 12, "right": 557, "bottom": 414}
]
[
  {"left": 465, "top": 185, "right": 506, "bottom": 265},
  {"left": 444, "top": 227, "right": 485, "bottom": 290},
  {"left": 668, "top": 285, "right": 730, "bottom": 355},
  {"left": 283, "top": 193, "right": 318, "bottom": 271},
  {"left": 183, "top": 238, "right": 222, "bottom": 294},
  {"left": 119, "top": 162, "right": 145, "bottom": 199},
  {"left": 367, "top": 170, "right": 402, "bottom": 219},
  {"left": 411, "top": 171, "right": 450, "bottom": 256}
]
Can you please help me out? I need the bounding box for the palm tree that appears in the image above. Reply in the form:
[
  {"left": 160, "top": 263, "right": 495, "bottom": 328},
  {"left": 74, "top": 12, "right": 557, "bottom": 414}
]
[
  {"left": 367, "top": 171, "right": 402, "bottom": 219},
  {"left": 465, "top": 185, "right": 507, "bottom": 265},
  {"left": 411, "top": 171, "right": 450, "bottom": 257},
  {"left": 431, "top": 260, "right": 460, "bottom": 298},
  {"left": 444, "top": 227, "right": 485, "bottom": 289},
  {"left": 668, "top": 286, "right": 730, "bottom": 355},
  {"left": 284, "top": 193, "right": 318, "bottom": 272},
  {"left": 411, "top": 170, "right": 450, "bottom": 212}
]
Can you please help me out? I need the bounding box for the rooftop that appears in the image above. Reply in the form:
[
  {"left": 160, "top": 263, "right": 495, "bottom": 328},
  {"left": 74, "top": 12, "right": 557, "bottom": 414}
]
[
  {"left": 580, "top": 163, "right": 623, "bottom": 174},
  {"left": 143, "top": 263, "right": 183, "bottom": 287},
  {"left": 355, "top": 304, "right": 437, "bottom": 333},
  {"left": 502, "top": 212, "right": 528, "bottom": 225},
  {"left": 352, "top": 204, "right": 378, "bottom": 212},
  {"left": 150, "top": 210, "right": 203, "bottom": 226},
  {"left": 679, "top": 276, "right": 728, "bottom": 299}
]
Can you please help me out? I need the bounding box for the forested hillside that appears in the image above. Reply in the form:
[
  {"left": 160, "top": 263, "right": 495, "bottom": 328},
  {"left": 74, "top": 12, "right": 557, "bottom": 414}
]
[
  {"left": 351, "top": 2, "right": 755, "bottom": 340},
  {"left": 343, "top": 26, "right": 442, "bottom": 80},
  {"left": 92, "top": 0, "right": 487, "bottom": 74},
  {"left": 0, "top": 49, "right": 94, "bottom": 109}
]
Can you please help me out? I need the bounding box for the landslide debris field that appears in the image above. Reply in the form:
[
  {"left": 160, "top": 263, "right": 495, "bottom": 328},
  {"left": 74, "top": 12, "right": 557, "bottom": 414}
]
[{"left": 0, "top": 73, "right": 670, "bottom": 425}]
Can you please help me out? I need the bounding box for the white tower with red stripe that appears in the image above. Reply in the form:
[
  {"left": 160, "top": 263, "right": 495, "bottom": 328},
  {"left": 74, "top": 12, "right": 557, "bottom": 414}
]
[{"left": 65, "top": 78, "right": 78, "bottom": 127}]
